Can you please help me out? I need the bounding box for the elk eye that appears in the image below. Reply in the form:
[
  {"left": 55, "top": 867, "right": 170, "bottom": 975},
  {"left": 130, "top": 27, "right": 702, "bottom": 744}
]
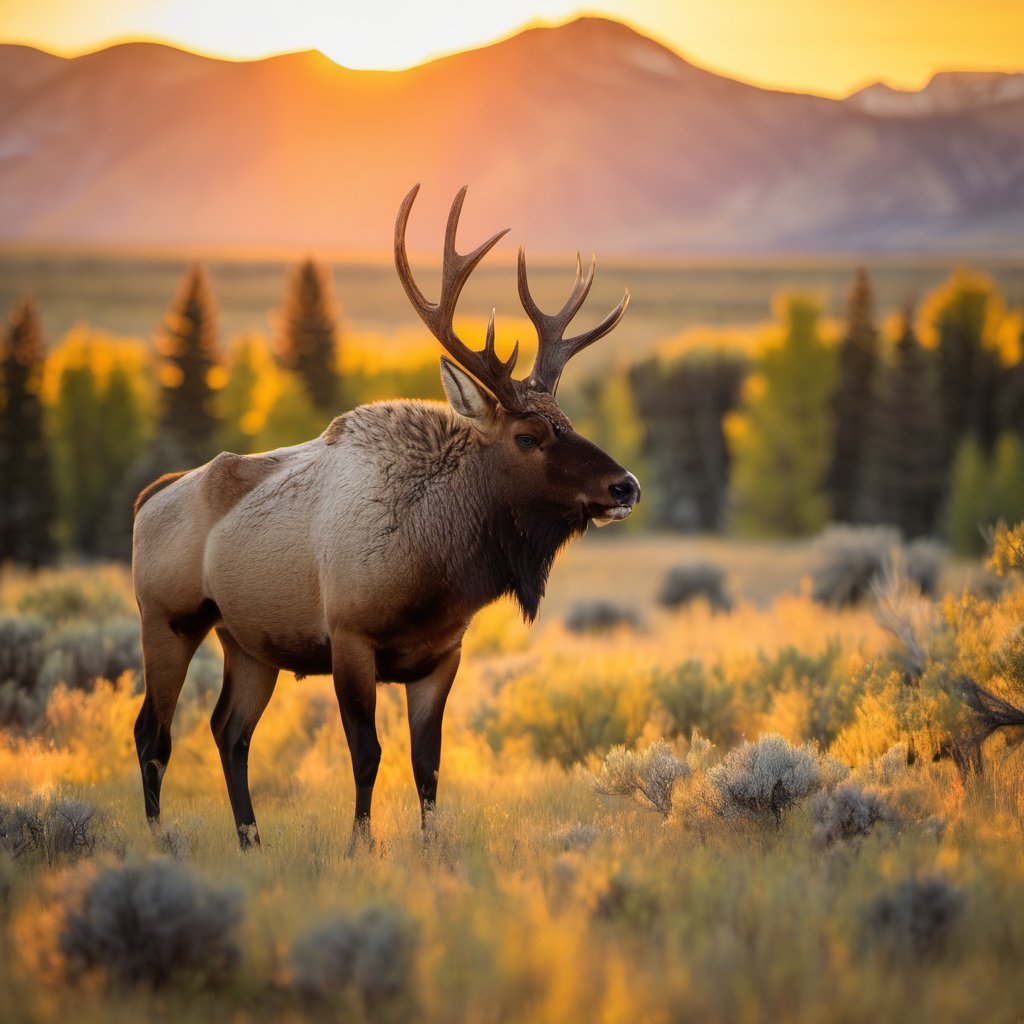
[{"left": 516, "top": 434, "right": 539, "bottom": 449}]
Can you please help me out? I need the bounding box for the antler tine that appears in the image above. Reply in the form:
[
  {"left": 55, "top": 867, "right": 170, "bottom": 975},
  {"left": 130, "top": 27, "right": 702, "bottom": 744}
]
[
  {"left": 395, "top": 184, "right": 523, "bottom": 410},
  {"left": 518, "top": 245, "right": 630, "bottom": 395}
]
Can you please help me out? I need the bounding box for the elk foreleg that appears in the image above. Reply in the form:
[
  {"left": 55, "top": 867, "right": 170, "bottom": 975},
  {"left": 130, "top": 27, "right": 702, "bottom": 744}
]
[
  {"left": 331, "top": 633, "right": 380, "bottom": 854},
  {"left": 210, "top": 628, "right": 278, "bottom": 850},
  {"left": 405, "top": 647, "right": 460, "bottom": 832}
]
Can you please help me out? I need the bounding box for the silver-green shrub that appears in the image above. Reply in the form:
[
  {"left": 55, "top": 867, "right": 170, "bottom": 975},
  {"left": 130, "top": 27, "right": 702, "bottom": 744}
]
[
  {"left": 564, "top": 600, "right": 640, "bottom": 634},
  {"left": 652, "top": 660, "right": 740, "bottom": 746},
  {"left": 862, "top": 876, "right": 963, "bottom": 959},
  {"left": 590, "top": 740, "right": 690, "bottom": 817},
  {"left": 16, "top": 580, "right": 128, "bottom": 626},
  {"left": 0, "top": 800, "right": 45, "bottom": 859},
  {"left": 290, "top": 904, "right": 419, "bottom": 1010},
  {"left": 705, "top": 733, "right": 847, "bottom": 825},
  {"left": 0, "top": 616, "right": 48, "bottom": 727},
  {"left": 38, "top": 617, "right": 141, "bottom": 691},
  {"left": 812, "top": 526, "right": 944, "bottom": 607},
  {"left": 59, "top": 859, "right": 242, "bottom": 988},
  {"left": 551, "top": 823, "right": 600, "bottom": 851},
  {"left": 810, "top": 783, "right": 896, "bottom": 847},
  {"left": 657, "top": 562, "right": 731, "bottom": 611},
  {"left": 0, "top": 796, "right": 96, "bottom": 861}
]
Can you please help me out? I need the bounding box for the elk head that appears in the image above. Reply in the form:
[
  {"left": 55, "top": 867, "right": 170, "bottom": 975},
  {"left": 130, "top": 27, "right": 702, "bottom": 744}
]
[{"left": 395, "top": 185, "right": 640, "bottom": 531}]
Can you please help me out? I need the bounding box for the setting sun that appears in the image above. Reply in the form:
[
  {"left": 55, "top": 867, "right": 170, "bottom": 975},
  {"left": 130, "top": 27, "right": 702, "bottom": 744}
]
[{"left": 3, "top": 0, "right": 1022, "bottom": 95}]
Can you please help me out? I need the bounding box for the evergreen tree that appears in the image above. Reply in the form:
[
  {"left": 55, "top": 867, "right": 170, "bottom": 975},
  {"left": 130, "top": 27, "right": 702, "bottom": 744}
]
[
  {"left": 100, "top": 432, "right": 189, "bottom": 562},
  {"left": 50, "top": 341, "right": 149, "bottom": 555},
  {"left": 727, "top": 297, "right": 836, "bottom": 537},
  {"left": 219, "top": 334, "right": 270, "bottom": 455},
  {"left": 0, "top": 296, "right": 57, "bottom": 566},
  {"left": 277, "top": 258, "right": 340, "bottom": 414},
  {"left": 924, "top": 270, "right": 1004, "bottom": 463},
  {"left": 629, "top": 352, "right": 747, "bottom": 530},
  {"left": 828, "top": 267, "right": 878, "bottom": 522},
  {"left": 946, "top": 436, "right": 992, "bottom": 555},
  {"left": 157, "top": 264, "right": 221, "bottom": 465},
  {"left": 859, "top": 314, "right": 944, "bottom": 538},
  {"left": 253, "top": 372, "right": 325, "bottom": 452},
  {"left": 575, "top": 371, "right": 648, "bottom": 530},
  {"left": 991, "top": 432, "right": 1024, "bottom": 528},
  {"left": 998, "top": 317, "right": 1024, "bottom": 439}
]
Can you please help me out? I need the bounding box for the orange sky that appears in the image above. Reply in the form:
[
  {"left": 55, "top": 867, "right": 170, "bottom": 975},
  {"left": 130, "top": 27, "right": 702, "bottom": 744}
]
[{"left": 1, "top": 0, "right": 1022, "bottom": 97}]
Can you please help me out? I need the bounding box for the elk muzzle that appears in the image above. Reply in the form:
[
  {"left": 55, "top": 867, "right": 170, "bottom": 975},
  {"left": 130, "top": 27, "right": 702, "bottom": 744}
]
[{"left": 593, "top": 471, "right": 641, "bottom": 526}]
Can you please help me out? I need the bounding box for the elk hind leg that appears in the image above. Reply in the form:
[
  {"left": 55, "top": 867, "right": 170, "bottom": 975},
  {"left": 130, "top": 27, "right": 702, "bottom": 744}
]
[
  {"left": 211, "top": 628, "right": 278, "bottom": 849},
  {"left": 135, "top": 614, "right": 206, "bottom": 825},
  {"left": 406, "top": 648, "right": 460, "bottom": 832},
  {"left": 331, "top": 634, "right": 380, "bottom": 854}
]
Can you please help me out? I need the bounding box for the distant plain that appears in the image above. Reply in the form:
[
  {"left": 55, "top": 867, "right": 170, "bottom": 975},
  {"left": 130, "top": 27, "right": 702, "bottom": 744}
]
[{"left": 3, "top": 253, "right": 1022, "bottom": 358}]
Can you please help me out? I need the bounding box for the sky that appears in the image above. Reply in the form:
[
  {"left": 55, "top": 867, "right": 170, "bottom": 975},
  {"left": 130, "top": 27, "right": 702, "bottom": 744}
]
[{"left": 1, "top": 0, "right": 1022, "bottom": 97}]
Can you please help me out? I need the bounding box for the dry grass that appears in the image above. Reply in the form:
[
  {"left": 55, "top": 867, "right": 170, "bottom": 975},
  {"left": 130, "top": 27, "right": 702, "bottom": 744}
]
[{"left": 2, "top": 538, "right": 1024, "bottom": 1022}]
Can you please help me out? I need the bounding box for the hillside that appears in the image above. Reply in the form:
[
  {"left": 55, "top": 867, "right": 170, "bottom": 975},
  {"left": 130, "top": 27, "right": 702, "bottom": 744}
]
[{"left": 1, "top": 18, "right": 1022, "bottom": 254}]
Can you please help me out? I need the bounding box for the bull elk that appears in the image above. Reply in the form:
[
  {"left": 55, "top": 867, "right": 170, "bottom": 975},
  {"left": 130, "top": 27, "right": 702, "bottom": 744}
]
[{"left": 132, "top": 185, "right": 640, "bottom": 850}]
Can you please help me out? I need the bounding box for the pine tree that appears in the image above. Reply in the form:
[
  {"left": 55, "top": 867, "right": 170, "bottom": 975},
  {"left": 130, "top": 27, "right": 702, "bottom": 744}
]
[
  {"left": 998, "top": 317, "right": 1024, "bottom": 439},
  {"left": 924, "top": 270, "right": 1004, "bottom": 464},
  {"left": 727, "top": 297, "right": 837, "bottom": 537},
  {"left": 253, "top": 372, "right": 325, "bottom": 452},
  {"left": 50, "top": 342, "right": 149, "bottom": 555},
  {"left": 629, "top": 352, "right": 747, "bottom": 530},
  {"left": 859, "top": 314, "right": 944, "bottom": 538},
  {"left": 219, "top": 334, "right": 269, "bottom": 455},
  {"left": 100, "top": 432, "right": 189, "bottom": 561},
  {"left": 991, "top": 432, "right": 1024, "bottom": 528},
  {"left": 156, "top": 264, "right": 221, "bottom": 466},
  {"left": 828, "top": 267, "right": 878, "bottom": 522},
  {"left": 277, "top": 258, "right": 340, "bottom": 414},
  {"left": 0, "top": 296, "right": 57, "bottom": 565},
  {"left": 946, "top": 436, "right": 992, "bottom": 555}
]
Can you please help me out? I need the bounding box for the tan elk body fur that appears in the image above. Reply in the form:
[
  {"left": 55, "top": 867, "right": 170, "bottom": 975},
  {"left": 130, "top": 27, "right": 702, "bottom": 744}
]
[{"left": 132, "top": 186, "right": 639, "bottom": 849}]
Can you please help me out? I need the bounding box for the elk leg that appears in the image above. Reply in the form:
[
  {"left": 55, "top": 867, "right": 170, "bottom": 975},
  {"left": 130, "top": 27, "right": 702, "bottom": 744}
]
[
  {"left": 211, "top": 628, "right": 278, "bottom": 850},
  {"left": 405, "top": 647, "right": 460, "bottom": 831},
  {"left": 331, "top": 633, "right": 380, "bottom": 854},
  {"left": 134, "top": 614, "right": 205, "bottom": 825}
]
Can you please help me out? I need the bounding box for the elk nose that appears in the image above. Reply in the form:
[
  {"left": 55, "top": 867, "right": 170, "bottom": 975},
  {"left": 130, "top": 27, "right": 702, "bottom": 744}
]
[{"left": 608, "top": 473, "right": 640, "bottom": 506}]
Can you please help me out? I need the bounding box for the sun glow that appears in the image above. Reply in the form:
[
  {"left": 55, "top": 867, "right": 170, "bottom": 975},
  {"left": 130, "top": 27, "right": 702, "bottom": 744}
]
[{"left": 2, "top": 0, "right": 1022, "bottom": 94}]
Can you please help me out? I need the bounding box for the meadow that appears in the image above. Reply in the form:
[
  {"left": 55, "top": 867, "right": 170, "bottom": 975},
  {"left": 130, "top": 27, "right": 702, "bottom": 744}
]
[
  {"left": 1, "top": 528, "right": 1023, "bottom": 1023},
  {"left": 4, "top": 252, "right": 1023, "bottom": 362}
]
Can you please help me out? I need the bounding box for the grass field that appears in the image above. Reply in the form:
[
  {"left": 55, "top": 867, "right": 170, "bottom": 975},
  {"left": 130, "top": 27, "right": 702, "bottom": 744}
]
[
  {"left": 1, "top": 534, "right": 1023, "bottom": 1022},
  {"left": 3, "top": 253, "right": 1023, "bottom": 363}
]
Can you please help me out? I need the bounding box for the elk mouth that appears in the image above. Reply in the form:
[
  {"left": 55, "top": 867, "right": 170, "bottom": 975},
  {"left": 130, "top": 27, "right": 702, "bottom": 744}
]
[{"left": 590, "top": 504, "right": 634, "bottom": 528}]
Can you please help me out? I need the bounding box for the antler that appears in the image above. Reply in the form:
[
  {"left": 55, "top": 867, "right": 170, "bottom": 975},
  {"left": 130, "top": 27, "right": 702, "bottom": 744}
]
[
  {"left": 395, "top": 184, "right": 526, "bottom": 412},
  {"left": 517, "top": 247, "right": 630, "bottom": 396}
]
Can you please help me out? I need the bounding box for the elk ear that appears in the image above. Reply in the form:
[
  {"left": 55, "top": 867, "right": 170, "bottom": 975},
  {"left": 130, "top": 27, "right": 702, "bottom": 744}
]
[{"left": 440, "top": 357, "right": 497, "bottom": 422}]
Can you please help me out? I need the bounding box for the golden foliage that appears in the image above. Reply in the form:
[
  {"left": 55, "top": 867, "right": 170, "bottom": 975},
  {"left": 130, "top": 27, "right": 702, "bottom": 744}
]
[
  {"left": 2, "top": 547, "right": 1024, "bottom": 1022},
  {"left": 41, "top": 327, "right": 153, "bottom": 409}
]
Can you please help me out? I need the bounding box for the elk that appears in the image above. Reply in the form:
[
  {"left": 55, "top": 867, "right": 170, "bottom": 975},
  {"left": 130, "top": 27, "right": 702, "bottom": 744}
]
[{"left": 132, "top": 185, "right": 640, "bottom": 850}]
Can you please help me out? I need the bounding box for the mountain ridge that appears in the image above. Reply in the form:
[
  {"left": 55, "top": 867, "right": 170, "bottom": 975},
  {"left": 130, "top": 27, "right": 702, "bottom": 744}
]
[{"left": 1, "top": 17, "right": 1022, "bottom": 254}]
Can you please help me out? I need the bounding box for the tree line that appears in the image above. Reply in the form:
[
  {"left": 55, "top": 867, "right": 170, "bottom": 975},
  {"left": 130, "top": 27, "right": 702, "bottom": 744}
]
[
  {"left": 1, "top": 259, "right": 342, "bottom": 565},
  {"left": 2, "top": 261, "right": 1023, "bottom": 566},
  {"left": 594, "top": 267, "right": 1024, "bottom": 551}
]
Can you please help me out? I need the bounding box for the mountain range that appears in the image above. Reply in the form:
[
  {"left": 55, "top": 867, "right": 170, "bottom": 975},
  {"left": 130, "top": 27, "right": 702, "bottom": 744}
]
[{"left": 1, "top": 17, "right": 1022, "bottom": 255}]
